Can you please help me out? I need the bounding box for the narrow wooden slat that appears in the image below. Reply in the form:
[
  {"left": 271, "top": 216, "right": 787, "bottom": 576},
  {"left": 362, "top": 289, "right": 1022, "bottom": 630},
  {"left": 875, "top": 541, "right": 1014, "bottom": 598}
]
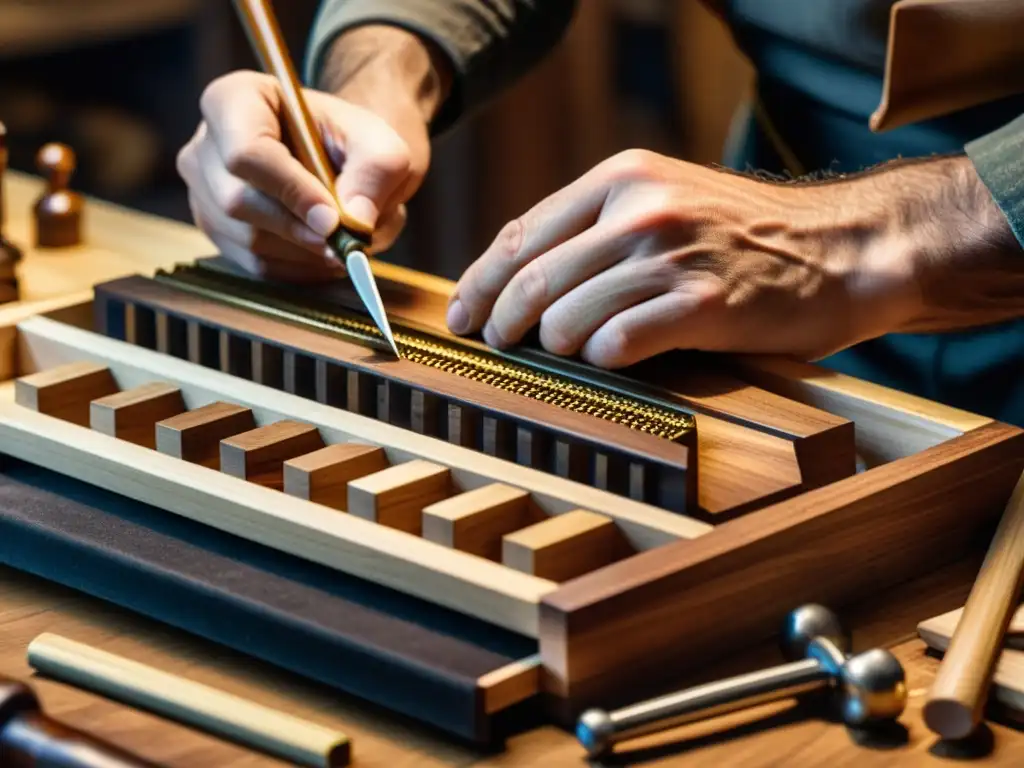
[
  {"left": 447, "top": 403, "right": 479, "bottom": 448},
  {"left": 554, "top": 440, "right": 589, "bottom": 483},
  {"left": 346, "top": 370, "right": 376, "bottom": 416},
  {"left": 221, "top": 421, "right": 325, "bottom": 489},
  {"left": 478, "top": 655, "right": 542, "bottom": 714},
  {"left": 155, "top": 402, "right": 256, "bottom": 469},
  {"left": 348, "top": 460, "right": 452, "bottom": 535},
  {"left": 503, "top": 510, "right": 628, "bottom": 583},
  {"left": 482, "top": 416, "right": 515, "bottom": 460},
  {"left": 410, "top": 389, "right": 440, "bottom": 436},
  {"left": 422, "top": 484, "right": 538, "bottom": 561},
  {"left": 252, "top": 341, "right": 283, "bottom": 390},
  {"left": 14, "top": 361, "right": 118, "bottom": 426},
  {"left": 517, "top": 427, "right": 551, "bottom": 470},
  {"left": 283, "top": 443, "right": 388, "bottom": 511},
  {"left": 90, "top": 382, "right": 185, "bottom": 448},
  {"left": 378, "top": 380, "right": 411, "bottom": 429},
  {"left": 314, "top": 359, "right": 345, "bottom": 407}
]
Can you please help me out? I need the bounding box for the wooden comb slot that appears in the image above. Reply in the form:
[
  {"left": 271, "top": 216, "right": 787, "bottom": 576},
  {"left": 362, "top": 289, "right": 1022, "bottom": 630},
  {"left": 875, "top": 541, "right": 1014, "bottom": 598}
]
[
  {"left": 422, "top": 483, "right": 538, "bottom": 561},
  {"left": 187, "top": 321, "right": 219, "bottom": 368},
  {"left": 219, "top": 332, "right": 252, "bottom": 379},
  {"left": 314, "top": 359, "right": 346, "bottom": 407},
  {"left": 220, "top": 419, "right": 325, "bottom": 489},
  {"left": 90, "top": 382, "right": 185, "bottom": 448},
  {"left": 410, "top": 389, "right": 441, "bottom": 437},
  {"left": 594, "top": 453, "right": 630, "bottom": 496},
  {"left": 283, "top": 442, "right": 389, "bottom": 511},
  {"left": 554, "top": 440, "right": 589, "bottom": 483},
  {"left": 517, "top": 427, "right": 552, "bottom": 470},
  {"left": 124, "top": 303, "right": 156, "bottom": 349},
  {"left": 155, "top": 401, "right": 256, "bottom": 469},
  {"left": 283, "top": 350, "right": 317, "bottom": 400},
  {"left": 252, "top": 341, "right": 284, "bottom": 390},
  {"left": 14, "top": 361, "right": 118, "bottom": 426},
  {"left": 156, "top": 312, "right": 188, "bottom": 360},
  {"left": 482, "top": 416, "right": 515, "bottom": 460},
  {"left": 347, "top": 460, "right": 452, "bottom": 535},
  {"left": 378, "top": 379, "right": 412, "bottom": 430},
  {"left": 501, "top": 509, "right": 629, "bottom": 582},
  {"left": 347, "top": 369, "right": 377, "bottom": 416},
  {"left": 447, "top": 403, "right": 480, "bottom": 448}
]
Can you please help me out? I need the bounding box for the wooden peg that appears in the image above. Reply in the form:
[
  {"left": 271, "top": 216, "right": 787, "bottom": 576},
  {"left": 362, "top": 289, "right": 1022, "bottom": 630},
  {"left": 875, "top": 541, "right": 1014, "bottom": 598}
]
[
  {"left": 422, "top": 484, "right": 537, "bottom": 561},
  {"left": 502, "top": 509, "right": 627, "bottom": 582},
  {"left": 283, "top": 443, "right": 389, "bottom": 511},
  {"left": 0, "top": 121, "right": 22, "bottom": 304},
  {"left": 220, "top": 420, "right": 324, "bottom": 489},
  {"left": 924, "top": 470, "right": 1024, "bottom": 739},
  {"left": 14, "top": 361, "right": 118, "bottom": 426},
  {"left": 155, "top": 402, "right": 256, "bottom": 468},
  {"left": 90, "top": 382, "right": 185, "bottom": 448},
  {"left": 34, "top": 142, "right": 83, "bottom": 248},
  {"left": 347, "top": 460, "right": 451, "bottom": 534}
]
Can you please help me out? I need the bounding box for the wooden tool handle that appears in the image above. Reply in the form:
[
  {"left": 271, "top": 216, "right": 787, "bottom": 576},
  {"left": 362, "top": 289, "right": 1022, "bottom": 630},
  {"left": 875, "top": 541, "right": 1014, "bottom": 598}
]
[
  {"left": 27, "top": 634, "right": 351, "bottom": 768},
  {"left": 231, "top": 0, "right": 371, "bottom": 240},
  {"left": 923, "top": 469, "right": 1024, "bottom": 739}
]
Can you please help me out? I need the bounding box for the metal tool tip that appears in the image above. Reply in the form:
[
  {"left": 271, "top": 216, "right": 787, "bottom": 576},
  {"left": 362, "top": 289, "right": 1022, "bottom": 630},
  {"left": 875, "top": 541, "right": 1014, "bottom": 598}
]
[{"left": 345, "top": 249, "right": 401, "bottom": 358}]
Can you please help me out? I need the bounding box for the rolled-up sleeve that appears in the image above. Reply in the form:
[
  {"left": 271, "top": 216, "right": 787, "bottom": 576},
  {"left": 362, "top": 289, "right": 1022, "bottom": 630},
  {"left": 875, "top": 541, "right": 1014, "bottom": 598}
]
[
  {"left": 966, "top": 113, "right": 1024, "bottom": 248},
  {"left": 304, "top": 0, "right": 577, "bottom": 132}
]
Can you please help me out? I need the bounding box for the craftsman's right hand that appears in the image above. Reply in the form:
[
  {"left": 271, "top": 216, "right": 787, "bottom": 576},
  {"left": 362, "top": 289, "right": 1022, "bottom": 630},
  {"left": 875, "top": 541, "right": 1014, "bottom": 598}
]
[{"left": 176, "top": 70, "right": 428, "bottom": 281}]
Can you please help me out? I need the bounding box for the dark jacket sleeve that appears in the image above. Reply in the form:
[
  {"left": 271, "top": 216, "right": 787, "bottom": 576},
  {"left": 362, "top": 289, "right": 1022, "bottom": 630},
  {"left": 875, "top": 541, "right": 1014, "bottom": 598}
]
[
  {"left": 303, "top": 0, "right": 577, "bottom": 132},
  {"left": 966, "top": 113, "right": 1024, "bottom": 249}
]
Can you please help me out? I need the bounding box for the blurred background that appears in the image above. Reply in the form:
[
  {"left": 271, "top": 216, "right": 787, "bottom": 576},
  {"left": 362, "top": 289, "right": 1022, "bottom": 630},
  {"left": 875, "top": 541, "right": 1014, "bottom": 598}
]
[{"left": 0, "top": 0, "right": 753, "bottom": 279}]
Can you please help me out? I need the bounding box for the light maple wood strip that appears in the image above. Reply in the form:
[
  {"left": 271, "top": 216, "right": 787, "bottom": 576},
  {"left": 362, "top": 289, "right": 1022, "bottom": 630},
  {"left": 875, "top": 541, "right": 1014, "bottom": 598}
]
[
  {"left": 0, "top": 382, "right": 554, "bottom": 636},
  {"left": 422, "top": 484, "right": 538, "bottom": 561},
  {"left": 15, "top": 316, "right": 711, "bottom": 548},
  {"left": 221, "top": 421, "right": 325, "bottom": 490},
  {"left": 478, "top": 655, "right": 542, "bottom": 715},
  {"left": 0, "top": 290, "right": 94, "bottom": 381},
  {"left": 155, "top": 402, "right": 257, "bottom": 469},
  {"left": 14, "top": 360, "right": 118, "bottom": 426},
  {"left": 730, "top": 355, "right": 990, "bottom": 465},
  {"left": 348, "top": 460, "right": 452, "bottom": 535},
  {"left": 503, "top": 510, "right": 629, "bottom": 583},
  {"left": 283, "top": 443, "right": 389, "bottom": 512},
  {"left": 923, "top": 470, "right": 1024, "bottom": 739},
  {"left": 90, "top": 382, "right": 186, "bottom": 449}
]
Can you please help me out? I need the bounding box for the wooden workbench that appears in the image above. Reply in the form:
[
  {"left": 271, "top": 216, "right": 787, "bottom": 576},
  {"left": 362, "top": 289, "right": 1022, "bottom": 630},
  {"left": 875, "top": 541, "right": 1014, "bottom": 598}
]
[{"left": 0, "top": 174, "right": 1022, "bottom": 767}]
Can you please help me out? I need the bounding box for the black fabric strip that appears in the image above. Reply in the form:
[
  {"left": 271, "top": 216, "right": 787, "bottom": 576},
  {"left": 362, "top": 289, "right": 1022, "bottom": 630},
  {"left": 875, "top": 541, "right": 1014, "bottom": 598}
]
[{"left": 0, "top": 457, "right": 536, "bottom": 743}]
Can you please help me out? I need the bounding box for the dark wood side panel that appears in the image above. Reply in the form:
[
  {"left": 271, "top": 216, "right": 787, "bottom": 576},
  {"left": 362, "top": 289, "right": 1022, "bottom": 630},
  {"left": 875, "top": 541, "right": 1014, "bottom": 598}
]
[{"left": 538, "top": 421, "right": 1024, "bottom": 718}]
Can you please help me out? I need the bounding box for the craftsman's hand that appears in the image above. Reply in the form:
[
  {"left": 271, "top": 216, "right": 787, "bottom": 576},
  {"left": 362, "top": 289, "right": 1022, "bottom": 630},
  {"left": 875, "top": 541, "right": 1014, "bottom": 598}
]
[
  {"left": 448, "top": 149, "right": 1022, "bottom": 367},
  {"left": 176, "top": 70, "right": 425, "bottom": 281}
]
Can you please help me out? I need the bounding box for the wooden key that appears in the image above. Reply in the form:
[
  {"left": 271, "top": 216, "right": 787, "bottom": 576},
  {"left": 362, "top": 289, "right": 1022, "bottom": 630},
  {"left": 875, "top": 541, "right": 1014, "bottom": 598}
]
[
  {"left": 15, "top": 362, "right": 118, "bottom": 426},
  {"left": 422, "top": 484, "right": 537, "bottom": 561},
  {"left": 502, "top": 509, "right": 627, "bottom": 582},
  {"left": 283, "top": 443, "right": 388, "bottom": 511},
  {"left": 34, "top": 143, "right": 83, "bottom": 248},
  {"left": 90, "top": 382, "right": 185, "bottom": 448},
  {"left": 347, "top": 460, "right": 451, "bottom": 534},
  {"left": 156, "top": 402, "right": 256, "bottom": 468},
  {"left": 220, "top": 420, "right": 324, "bottom": 489}
]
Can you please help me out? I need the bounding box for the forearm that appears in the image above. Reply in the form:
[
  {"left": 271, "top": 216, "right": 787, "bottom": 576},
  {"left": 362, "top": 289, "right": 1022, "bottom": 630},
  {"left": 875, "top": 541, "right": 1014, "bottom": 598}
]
[
  {"left": 316, "top": 25, "right": 452, "bottom": 126},
  {"left": 857, "top": 155, "right": 1024, "bottom": 333}
]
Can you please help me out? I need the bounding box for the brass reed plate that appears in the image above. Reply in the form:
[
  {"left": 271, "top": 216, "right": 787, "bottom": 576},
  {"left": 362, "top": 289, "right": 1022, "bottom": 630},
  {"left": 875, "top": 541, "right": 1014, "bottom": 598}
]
[{"left": 155, "top": 265, "right": 697, "bottom": 443}]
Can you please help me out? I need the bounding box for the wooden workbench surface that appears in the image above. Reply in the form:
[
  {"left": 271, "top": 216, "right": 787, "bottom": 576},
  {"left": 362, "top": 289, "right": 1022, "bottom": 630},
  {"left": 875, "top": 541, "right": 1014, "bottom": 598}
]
[{"left": 0, "top": 175, "right": 1022, "bottom": 766}]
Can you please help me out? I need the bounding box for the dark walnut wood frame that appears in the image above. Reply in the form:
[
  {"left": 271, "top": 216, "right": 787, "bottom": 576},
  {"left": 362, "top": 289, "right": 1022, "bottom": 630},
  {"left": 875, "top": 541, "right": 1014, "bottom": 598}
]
[{"left": 0, "top": 260, "right": 1019, "bottom": 736}]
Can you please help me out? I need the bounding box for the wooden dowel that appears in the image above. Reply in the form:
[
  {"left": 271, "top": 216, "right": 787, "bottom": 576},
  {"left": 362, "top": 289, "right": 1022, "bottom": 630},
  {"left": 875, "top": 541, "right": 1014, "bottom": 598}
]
[
  {"left": 923, "top": 470, "right": 1024, "bottom": 739},
  {"left": 27, "top": 633, "right": 351, "bottom": 767}
]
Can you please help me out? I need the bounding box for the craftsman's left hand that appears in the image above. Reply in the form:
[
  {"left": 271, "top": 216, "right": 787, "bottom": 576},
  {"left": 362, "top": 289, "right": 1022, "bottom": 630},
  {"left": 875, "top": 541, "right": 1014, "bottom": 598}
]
[{"left": 446, "top": 149, "right": 922, "bottom": 367}]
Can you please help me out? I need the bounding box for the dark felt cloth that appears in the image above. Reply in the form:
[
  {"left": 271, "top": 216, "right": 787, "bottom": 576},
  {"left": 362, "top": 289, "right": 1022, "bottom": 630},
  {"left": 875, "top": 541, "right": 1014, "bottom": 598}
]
[{"left": 0, "top": 457, "right": 536, "bottom": 743}]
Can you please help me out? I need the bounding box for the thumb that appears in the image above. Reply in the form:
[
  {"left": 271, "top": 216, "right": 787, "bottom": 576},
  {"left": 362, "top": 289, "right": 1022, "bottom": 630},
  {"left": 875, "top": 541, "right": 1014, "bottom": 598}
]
[{"left": 317, "top": 96, "right": 413, "bottom": 234}]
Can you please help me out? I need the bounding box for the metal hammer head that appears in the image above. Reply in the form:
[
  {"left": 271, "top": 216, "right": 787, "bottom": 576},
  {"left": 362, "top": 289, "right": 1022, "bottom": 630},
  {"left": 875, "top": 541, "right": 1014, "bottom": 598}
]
[
  {"left": 837, "top": 648, "right": 907, "bottom": 726},
  {"left": 780, "top": 604, "right": 851, "bottom": 661}
]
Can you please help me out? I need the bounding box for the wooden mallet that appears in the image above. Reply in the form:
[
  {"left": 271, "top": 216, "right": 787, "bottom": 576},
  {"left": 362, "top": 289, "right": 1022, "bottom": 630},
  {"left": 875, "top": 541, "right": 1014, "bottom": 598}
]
[{"left": 924, "top": 469, "right": 1024, "bottom": 739}]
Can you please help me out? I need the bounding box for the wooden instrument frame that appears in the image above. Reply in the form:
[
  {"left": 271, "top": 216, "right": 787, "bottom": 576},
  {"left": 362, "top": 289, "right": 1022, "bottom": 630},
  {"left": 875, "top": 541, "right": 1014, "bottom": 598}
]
[{"left": 0, "top": 259, "right": 1021, "bottom": 730}]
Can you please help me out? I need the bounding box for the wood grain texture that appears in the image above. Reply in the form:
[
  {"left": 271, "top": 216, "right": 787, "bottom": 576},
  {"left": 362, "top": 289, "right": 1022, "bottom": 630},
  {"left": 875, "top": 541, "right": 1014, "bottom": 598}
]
[
  {"left": 283, "top": 443, "right": 388, "bottom": 511},
  {"left": 220, "top": 420, "right": 325, "bottom": 490},
  {"left": 502, "top": 510, "right": 629, "bottom": 583},
  {"left": 539, "top": 421, "right": 1024, "bottom": 715},
  {"left": 14, "top": 360, "right": 118, "bottom": 426},
  {"left": 90, "top": 382, "right": 185, "bottom": 448},
  {"left": 422, "top": 484, "right": 539, "bottom": 561},
  {"left": 155, "top": 401, "right": 256, "bottom": 469},
  {"left": 923, "top": 470, "right": 1024, "bottom": 739},
  {"left": 347, "top": 460, "right": 452, "bottom": 534}
]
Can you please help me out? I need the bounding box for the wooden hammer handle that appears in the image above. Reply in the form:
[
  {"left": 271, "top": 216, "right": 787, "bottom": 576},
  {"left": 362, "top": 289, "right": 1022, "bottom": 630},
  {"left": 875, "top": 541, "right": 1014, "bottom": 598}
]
[{"left": 923, "top": 469, "right": 1024, "bottom": 739}]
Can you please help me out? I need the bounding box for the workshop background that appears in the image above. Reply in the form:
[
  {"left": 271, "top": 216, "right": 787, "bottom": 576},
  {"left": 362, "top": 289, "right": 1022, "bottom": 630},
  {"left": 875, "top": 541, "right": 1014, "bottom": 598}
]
[{"left": 0, "top": 0, "right": 753, "bottom": 279}]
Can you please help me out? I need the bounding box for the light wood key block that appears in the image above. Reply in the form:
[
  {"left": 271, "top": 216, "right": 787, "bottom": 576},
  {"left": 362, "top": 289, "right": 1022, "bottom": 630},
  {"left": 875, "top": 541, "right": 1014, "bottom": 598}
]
[
  {"left": 90, "top": 382, "right": 185, "bottom": 448},
  {"left": 283, "top": 443, "right": 389, "bottom": 511},
  {"left": 347, "top": 460, "right": 451, "bottom": 534},
  {"left": 422, "top": 484, "right": 538, "bottom": 561},
  {"left": 502, "top": 509, "right": 627, "bottom": 582},
  {"left": 14, "top": 361, "right": 118, "bottom": 426},
  {"left": 220, "top": 420, "right": 324, "bottom": 489},
  {"left": 156, "top": 402, "right": 256, "bottom": 468}
]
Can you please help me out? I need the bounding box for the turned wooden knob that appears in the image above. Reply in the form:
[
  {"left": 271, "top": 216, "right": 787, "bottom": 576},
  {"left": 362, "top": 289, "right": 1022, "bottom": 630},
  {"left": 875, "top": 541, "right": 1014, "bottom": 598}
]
[{"left": 34, "top": 142, "right": 83, "bottom": 248}]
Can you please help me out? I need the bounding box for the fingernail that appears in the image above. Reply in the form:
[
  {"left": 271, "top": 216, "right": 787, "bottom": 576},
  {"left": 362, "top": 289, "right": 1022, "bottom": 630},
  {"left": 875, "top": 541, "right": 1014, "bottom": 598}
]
[
  {"left": 447, "top": 299, "right": 470, "bottom": 334},
  {"left": 342, "top": 195, "right": 378, "bottom": 229},
  {"left": 306, "top": 203, "right": 340, "bottom": 238}
]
